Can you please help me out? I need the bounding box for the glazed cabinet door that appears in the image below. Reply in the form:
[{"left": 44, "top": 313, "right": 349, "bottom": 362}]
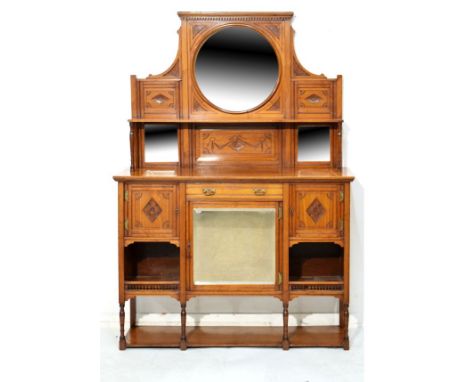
[
  {"left": 126, "top": 184, "right": 178, "bottom": 238},
  {"left": 291, "top": 184, "right": 344, "bottom": 240}
]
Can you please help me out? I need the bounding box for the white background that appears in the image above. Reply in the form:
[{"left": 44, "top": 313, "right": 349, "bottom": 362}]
[{"left": 1, "top": 0, "right": 468, "bottom": 381}]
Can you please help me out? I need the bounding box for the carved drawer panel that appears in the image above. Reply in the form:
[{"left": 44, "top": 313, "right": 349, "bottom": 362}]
[
  {"left": 193, "top": 128, "right": 280, "bottom": 166},
  {"left": 187, "top": 183, "right": 283, "bottom": 199},
  {"left": 126, "top": 184, "right": 177, "bottom": 237},
  {"left": 292, "top": 184, "right": 343, "bottom": 239},
  {"left": 295, "top": 82, "right": 333, "bottom": 119},
  {"left": 140, "top": 81, "right": 179, "bottom": 118}
]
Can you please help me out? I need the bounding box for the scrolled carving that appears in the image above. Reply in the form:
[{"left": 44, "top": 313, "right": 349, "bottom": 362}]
[{"left": 202, "top": 133, "right": 273, "bottom": 154}]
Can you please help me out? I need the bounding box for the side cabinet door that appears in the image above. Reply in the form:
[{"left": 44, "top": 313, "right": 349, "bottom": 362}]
[
  {"left": 292, "top": 184, "right": 343, "bottom": 239},
  {"left": 127, "top": 184, "right": 177, "bottom": 238}
]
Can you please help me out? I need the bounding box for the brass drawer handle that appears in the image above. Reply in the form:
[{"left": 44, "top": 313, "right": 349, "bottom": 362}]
[
  {"left": 202, "top": 188, "right": 216, "bottom": 196},
  {"left": 253, "top": 188, "right": 266, "bottom": 196}
]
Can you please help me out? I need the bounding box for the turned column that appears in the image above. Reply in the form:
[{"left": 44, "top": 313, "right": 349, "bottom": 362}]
[
  {"left": 130, "top": 298, "right": 137, "bottom": 328},
  {"left": 180, "top": 302, "right": 187, "bottom": 350},
  {"left": 119, "top": 303, "right": 126, "bottom": 350},
  {"left": 282, "top": 302, "right": 290, "bottom": 350},
  {"left": 340, "top": 299, "right": 349, "bottom": 350}
]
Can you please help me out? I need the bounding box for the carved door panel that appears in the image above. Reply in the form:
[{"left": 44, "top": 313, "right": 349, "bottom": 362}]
[
  {"left": 292, "top": 184, "right": 343, "bottom": 239},
  {"left": 126, "top": 184, "right": 177, "bottom": 237}
]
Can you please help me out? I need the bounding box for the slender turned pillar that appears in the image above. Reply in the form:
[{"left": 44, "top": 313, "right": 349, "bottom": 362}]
[
  {"left": 282, "top": 302, "right": 290, "bottom": 350},
  {"left": 130, "top": 298, "right": 136, "bottom": 328},
  {"left": 340, "top": 300, "right": 350, "bottom": 350},
  {"left": 180, "top": 302, "right": 187, "bottom": 350},
  {"left": 119, "top": 303, "right": 126, "bottom": 350}
]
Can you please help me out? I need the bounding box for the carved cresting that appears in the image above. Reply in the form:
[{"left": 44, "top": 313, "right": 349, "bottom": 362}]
[
  {"left": 307, "top": 198, "right": 326, "bottom": 223},
  {"left": 143, "top": 198, "right": 162, "bottom": 222}
]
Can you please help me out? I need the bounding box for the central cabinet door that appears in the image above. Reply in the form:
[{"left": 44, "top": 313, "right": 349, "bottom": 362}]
[{"left": 189, "top": 201, "right": 280, "bottom": 291}]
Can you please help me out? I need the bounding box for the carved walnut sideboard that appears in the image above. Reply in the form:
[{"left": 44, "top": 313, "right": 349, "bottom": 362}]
[{"left": 113, "top": 12, "right": 354, "bottom": 350}]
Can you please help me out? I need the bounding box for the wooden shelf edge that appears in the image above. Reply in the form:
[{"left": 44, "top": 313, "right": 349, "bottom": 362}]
[
  {"left": 125, "top": 326, "right": 346, "bottom": 348},
  {"left": 128, "top": 118, "right": 344, "bottom": 124}
]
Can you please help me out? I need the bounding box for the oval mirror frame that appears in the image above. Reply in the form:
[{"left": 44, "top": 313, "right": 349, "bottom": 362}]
[{"left": 193, "top": 25, "right": 281, "bottom": 114}]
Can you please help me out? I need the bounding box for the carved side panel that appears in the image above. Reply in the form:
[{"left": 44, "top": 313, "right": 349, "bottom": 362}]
[
  {"left": 292, "top": 184, "right": 343, "bottom": 239},
  {"left": 127, "top": 184, "right": 177, "bottom": 237},
  {"left": 140, "top": 81, "right": 180, "bottom": 119},
  {"left": 193, "top": 128, "right": 281, "bottom": 166}
]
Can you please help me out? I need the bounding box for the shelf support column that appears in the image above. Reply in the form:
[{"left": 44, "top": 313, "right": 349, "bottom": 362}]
[
  {"left": 339, "top": 299, "right": 349, "bottom": 350},
  {"left": 130, "top": 298, "right": 137, "bottom": 328},
  {"left": 119, "top": 303, "right": 126, "bottom": 350},
  {"left": 180, "top": 302, "right": 187, "bottom": 350},
  {"left": 282, "top": 301, "right": 290, "bottom": 350}
]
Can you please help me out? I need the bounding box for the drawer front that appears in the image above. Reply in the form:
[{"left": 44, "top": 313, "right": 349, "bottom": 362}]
[
  {"left": 186, "top": 183, "right": 283, "bottom": 199},
  {"left": 292, "top": 184, "right": 343, "bottom": 238},
  {"left": 126, "top": 184, "right": 178, "bottom": 237}
]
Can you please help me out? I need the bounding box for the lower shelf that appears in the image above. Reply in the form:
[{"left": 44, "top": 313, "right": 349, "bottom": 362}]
[{"left": 125, "top": 326, "right": 346, "bottom": 348}]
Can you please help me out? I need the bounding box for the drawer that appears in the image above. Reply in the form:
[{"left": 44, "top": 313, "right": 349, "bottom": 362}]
[{"left": 186, "top": 183, "right": 283, "bottom": 199}]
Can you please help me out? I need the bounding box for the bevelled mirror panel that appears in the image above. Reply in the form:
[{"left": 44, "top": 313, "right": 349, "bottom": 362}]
[
  {"left": 195, "top": 27, "right": 279, "bottom": 112},
  {"left": 297, "top": 126, "right": 330, "bottom": 162},
  {"left": 144, "top": 124, "right": 179, "bottom": 162},
  {"left": 193, "top": 208, "right": 276, "bottom": 285}
]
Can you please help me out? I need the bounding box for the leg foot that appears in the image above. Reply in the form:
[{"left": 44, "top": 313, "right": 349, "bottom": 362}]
[{"left": 119, "top": 303, "right": 127, "bottom": 350}]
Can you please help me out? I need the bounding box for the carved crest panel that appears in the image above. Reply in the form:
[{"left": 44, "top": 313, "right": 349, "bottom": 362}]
[
  {"left": 140, "top": 82, "right": 179, "bottom": 118},
  {"left": 193, "top": 128, "right": 281, "bottom": 166},
  {"left": 127, "top": 184, "right": 177, "bottom": 237},
  {"left": 295, "top": 82, "right": 334, "bottom": 119}
]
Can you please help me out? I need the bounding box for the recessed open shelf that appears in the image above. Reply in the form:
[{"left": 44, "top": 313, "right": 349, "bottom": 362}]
[
  {"left": 289, "top": 242, "right": 343, "bottom": 283},
  {"left": 124, "top": 242, "right": 179, "bottom": 284}
]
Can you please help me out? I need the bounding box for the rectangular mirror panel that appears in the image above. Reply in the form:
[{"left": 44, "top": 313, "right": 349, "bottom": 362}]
[
  {"left": 144, "top": 124, "right": 179, "bottom": 162},
  {"left": 193, "top": 208, "right": 276, "bottom": 285},
  {"left": 297, "top": 125, "right": 330, "bottom": 162}
]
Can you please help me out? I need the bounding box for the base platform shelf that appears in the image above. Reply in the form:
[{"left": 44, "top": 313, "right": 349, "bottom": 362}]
[{"left": 125, "top": 326, "right": 346, "bottom": 348}]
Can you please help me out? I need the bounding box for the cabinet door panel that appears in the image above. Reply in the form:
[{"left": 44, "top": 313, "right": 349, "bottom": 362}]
[
  {"left": 127, "top": 184, "right": 177, "bottom": 237},
  {"left": 292, "top": 184, "right": 343, "bottom": 238}
]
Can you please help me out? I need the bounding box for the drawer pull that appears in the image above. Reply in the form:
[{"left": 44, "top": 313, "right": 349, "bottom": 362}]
[
  {"left": 253, "top": 188, "right": 266, "bottom": 196},
  {"left": 202, "top": 188, "right": 216, "bottom": 196}
]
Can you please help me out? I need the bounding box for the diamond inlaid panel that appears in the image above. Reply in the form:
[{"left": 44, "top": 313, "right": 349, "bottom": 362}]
[
  {"left": 143, "top": 198, "right": 162, "bottom": 223},
  {"left": 306, "top": 198, "right": 326, "bottom": 223}
]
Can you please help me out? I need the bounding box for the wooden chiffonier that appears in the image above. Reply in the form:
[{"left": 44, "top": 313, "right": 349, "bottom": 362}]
[{"left": 113, "top": 11, "right": 354, "bottom": 350}]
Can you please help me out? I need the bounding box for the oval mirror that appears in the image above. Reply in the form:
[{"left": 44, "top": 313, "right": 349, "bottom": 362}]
[{"left": 195, "top": 27, "right": 279, "bottom": 112}]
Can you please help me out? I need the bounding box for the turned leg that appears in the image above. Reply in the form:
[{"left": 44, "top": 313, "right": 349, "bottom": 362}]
[
  {"left": 340, "top": 300, "right": 350, "bottom": 350},
  {"left": 282, "top": 302, "right": 290, "bottom": 350},
  {"left": 119, "top": 303, "right": 127, "bottom": 350},
  {"left": 130, "top": 298, "right": 137, "bottom": 328},
  {"left": 180, "top": 302, "right": 187, "bottom": 350}
]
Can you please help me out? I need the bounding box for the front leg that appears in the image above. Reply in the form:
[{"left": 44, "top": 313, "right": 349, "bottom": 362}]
[
  {"left": 180, "top": 302, "right": 187, "bottom": 350},
  {"left": 119, "top": 303, "right": 127, "bottom": 350},
  {"left": 282, "top": 302, "right": 290, "bottom": 350}
]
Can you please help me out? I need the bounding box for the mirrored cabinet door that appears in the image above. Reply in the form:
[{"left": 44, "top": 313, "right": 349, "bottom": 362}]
[{"left": 144, "top": 124, "right": 179, "bottom": 163}]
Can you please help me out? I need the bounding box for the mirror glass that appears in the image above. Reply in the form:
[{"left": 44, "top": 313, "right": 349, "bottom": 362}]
[
  {"left": 144, "top": 124, "right": 178, "bottom": 162},
  {"left": 193, "top": 208, "right": 276, "bottom": 285},
  {"left": 298, "top": 126, "right": 330, "bottom": 162},
  {"left": 195, "top": 27, "right": 279, "bottom": 112}
]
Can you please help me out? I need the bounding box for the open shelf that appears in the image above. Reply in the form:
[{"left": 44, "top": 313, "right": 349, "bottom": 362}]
[
  {"left": 125, "top": 326, "right": 345, "bottom": 348},
  {"left": 124, "top": 242, "right": 179, "bottom": 289},
  {"left": 289, "top": 242, "right": 344, "bottom": 292}
]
